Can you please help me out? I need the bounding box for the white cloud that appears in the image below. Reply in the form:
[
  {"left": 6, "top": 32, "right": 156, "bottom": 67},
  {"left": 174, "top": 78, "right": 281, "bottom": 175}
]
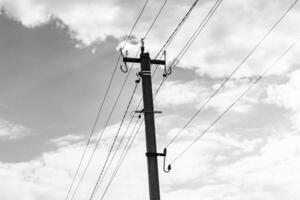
[
  {"left": 213, "top": 133, "right": 300, "bottom": 200},
  {"left": 154, "top": 78, "right": 259, "bottom": 114},
  {"left": 208, "top": 79, "right": 259, "bottom": 113},
  {"left": 166, "top": 0, "right": 300, "bottom": 78},
  {"left": 155, "top": 80, "right": 208, "bottom": 108},
  {"left": 49, "top": 134, "right": 85, "bottom": 147},
  {"left": 0, "top": 0, "right": 127, "bottom": 45},
  {"left": 0, "top": 126, "right": 148, "bottom": 200},
  {"left": 0, "top": 116, "right": 298, "bottom": 200},
  {"left": 267, "top": 69, "right": 300, "bottom": 130},
  {"left": 161, "top": 124, "right": 300, "bottom": 200},
  {"left": 0, "top": 1, "right": 299, "bottom": 199},
  {"left": 0, "top": 118, "right": 30, "bottom": 140},
  {"left": 0, "top": 0, "right": 50, "bottom": 26},
  {"left": 0, "top": 0, "right": 299, "bottom": 78}
]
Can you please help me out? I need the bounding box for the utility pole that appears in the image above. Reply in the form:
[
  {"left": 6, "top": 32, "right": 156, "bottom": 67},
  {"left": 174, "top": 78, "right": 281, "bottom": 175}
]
[{"left": 123, "top": 40, "right": 165, "bottom": 200}]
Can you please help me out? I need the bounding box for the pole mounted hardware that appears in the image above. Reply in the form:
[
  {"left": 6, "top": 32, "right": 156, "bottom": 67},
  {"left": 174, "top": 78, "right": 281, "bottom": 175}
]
[
  {"left": 141, "top": 38, "right": 145, "bottom": 53},
  {"left": 145, "top": 148, "right": 171, "bottom": 173},
  {"left": 130, "top": 109, "right": 162, "bottom": 119},
  {"left": 163, "top": 50, "right": 172, "bottom": 77},
  {"left": 119, "top": 48, "right": 129, "bottom": 73},
  {"left": 135, "top": 73, "right": 141, "bottom": 84},
  {"left": 135, "top": 109, "right": 162, "bottom": 115},
  {"left": 130, "top": 110, "right": 142, "bottom": 119},
  {"left": 162, "top": 148, "right": 171, "bottom": 173},
  {"left": 122, "top": 41, "right": 166, "bottom": 200}
]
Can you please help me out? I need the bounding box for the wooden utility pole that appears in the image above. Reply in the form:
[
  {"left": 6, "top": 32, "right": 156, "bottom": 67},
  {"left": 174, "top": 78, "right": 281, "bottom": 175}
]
[{"left": 123, "top": 41, "right": 165, "bottom": 200}]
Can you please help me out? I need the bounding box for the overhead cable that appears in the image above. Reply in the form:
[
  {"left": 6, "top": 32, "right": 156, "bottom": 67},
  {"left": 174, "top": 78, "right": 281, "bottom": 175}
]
[{"left": 169, "top": 37, "right": 299, "bottom": 165}]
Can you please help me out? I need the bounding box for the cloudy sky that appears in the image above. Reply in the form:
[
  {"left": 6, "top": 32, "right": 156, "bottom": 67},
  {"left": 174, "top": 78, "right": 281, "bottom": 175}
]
[{"left": 0, "top": 0, "right": 300, "bottom": 199}]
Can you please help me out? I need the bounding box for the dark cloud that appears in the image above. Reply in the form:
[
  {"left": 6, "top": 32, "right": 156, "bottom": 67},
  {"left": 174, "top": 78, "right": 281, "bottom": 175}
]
[{"left": 0, "top": 16, "right": 139, "bottom": 161}]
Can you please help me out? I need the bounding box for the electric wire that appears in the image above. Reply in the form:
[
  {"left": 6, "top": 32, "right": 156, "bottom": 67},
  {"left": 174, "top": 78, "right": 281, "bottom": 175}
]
[
  {"left": 69, "top": 63, "right": 135, "bottom": 200},
  {"left": 89, "top": 0, "right": 218, "bottom": 198},
  {"left": 98, "top": 79, "right": 164, "bottom": 199},
  {"left": 95, "top": 3, "right": 203, "bottom": 191},
  {"left": 169, "top": 37, "right": 299, "bottom": 164},
  {"left": 165, "top": 0, "right": 298, "bottom": 148},
  {"left": 70, "top": 39, "right": 138, "bottom": 200},
  {"left": 65, "top": 1, "right": 151, "bottom": 199},
  {"left": 90, "top": 105, "right": 141, "bottom": 191},
  {"left": 92, "top": 0, "right": 170, "bottom": 188},
  {"left": 143, "top": 0, "right": 168, "bottom": 39},
  {"left": 86, "top": 0, "right": 298, "bottom": 198},
  {"left": 66, "top": 0, "right": 154, "bottom": 198},
  {"left": 151, "top": 0, "right": 223, "bottom": 107},
  {"left": 151, "top": 0, "right": 202, "bottom": 76},
  {"left": 64, "top": 54, "right": 121, "bottom": 200},
  {"left": 88, "top": 81, "right": 139, "bottom": 200},
  {"left": 155, "top": 0, "right": 200, "bottom": 57},
  {"left": 82, "top": 0, "right": 171, "bottom": 198},
  {"left": 137, "top": 0, "right": 203, "bottom": 107},
  {"left": 122, "top": 0, "right": 150, "bottom": 48},
  {"left": 170, "top": 0, "right": 223, "bottom": 70},
  {"left": 100, "top": 118, "right": 143, "bottom": 200}
]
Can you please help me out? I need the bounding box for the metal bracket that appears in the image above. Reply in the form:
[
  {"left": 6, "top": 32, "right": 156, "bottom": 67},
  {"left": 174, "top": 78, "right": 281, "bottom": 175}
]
[
  {"left": 135, "top": 73, "right": 141, "bottom": 84},
  {"left": 135, "top": 109, "right": 162, "bottom": 114},
  {"left": 119, "top": 48, "right": 129, "bottom": 73},
  {"left": 145, "top": 148, "right": 171, "bottom": 173},
  {"left": 162, "top": 148, "right": 171, "bottom": 173},
  {"left": 130, "top": 110, "right": 142, "bottom": 119},
  {"left": 162, "top": 50, "right": 172, "bottom": 77},
  {"left": 145, "top": 152, "right": 166, "bottom": 157}
]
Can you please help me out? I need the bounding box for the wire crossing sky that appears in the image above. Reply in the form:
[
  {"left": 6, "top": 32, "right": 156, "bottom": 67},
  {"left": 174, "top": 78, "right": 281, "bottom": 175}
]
[
  {"left": 169, "top": 37, "right": 300, "bottom": 165},
  {"left": 0, "top": 0, "right": 300, "bottom": 200},
  {"left": 66, "top": 1, "right": 171, "bottom": 198},
  {"left": 94, "top": 1, "right": 209, "bottom": 195},
  {"left": 164, "top": 0, "right": 298, "bottom": 148}
]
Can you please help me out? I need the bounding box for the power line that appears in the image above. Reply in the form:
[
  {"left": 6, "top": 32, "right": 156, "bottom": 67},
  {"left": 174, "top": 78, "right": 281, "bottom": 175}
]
[
  {"left": 71, "top": 1, "right": 170, "bottom": 198},
  {"left": 85, "top": 1, "right": 173, "bottom": 195},
  {"left": 66, "top": 0, "right": 151, "bottom": 197},
  {"left": 131, "top": 0, "right": 205, "bottom": 114},
  {"left": 88, "top": 81, "right": 140, "bottom": 200},
  {"left": 96, "top": 1, "right": 296, "bottom": 195},
  {"left": 64, "top": 53, "right": 121, "bottom": 200},
  {"left": 170, "top": 0, "right": 223, "bottom": 70},
  {"left": 122, "top": 0, "right": 150, "bottom": 48},
  {"left": 98, "top": 74, "right": 168, "bottom": 199},
  {"left": 90, "top": 0, "right": 218, "bottom": 197},
  {"left": 100, "top": 118, "right": 144, "bottom": 200},
  {"left": 152, "top": 0, "right": 222, "bottom": 106},
  {"left": 143, "top": 0, "right": 168, "bottom": 39},
  {"left": 151, "top": 0, "right": 202, "bottom": 76},
  {"left": 94, "top": 109, "right": 137, "bottom": 188},
  {"left": 151, "top": 0, "right": 222, "bottom": 108},
  {"left": 68, "top": 0, "right": 298, "bottom": 198},
  {"left": 95, "top": 1, "right": 298, "bottom": 198},
  {"left": 155, "top": 0, "right": 200, "bottom": 57},
  {"left": 169, "top": 37, "right": 299, "bottom": 165},
  {"left": 69, "top": 60, "right": 135, "bottom": 200},
  {"left": 156, "top": 0, "right": 223, "bottom": 92},
  {"left": 136, "top": 0, "right": 203, "bottom": 109},
  {"left": 165, "top": 0, "right": 297, "bottom": 148}
]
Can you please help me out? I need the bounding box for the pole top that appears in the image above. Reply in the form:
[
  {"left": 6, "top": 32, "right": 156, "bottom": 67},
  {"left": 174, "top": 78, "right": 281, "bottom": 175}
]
[{"left": 141, "top": 38, "right": 145, "bottom": 53}]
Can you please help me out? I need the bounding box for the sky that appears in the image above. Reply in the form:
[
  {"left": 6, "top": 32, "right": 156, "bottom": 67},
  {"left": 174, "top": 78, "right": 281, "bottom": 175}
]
[{"left": 0, "top": 0, "right": 300, "bottom": 200}]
